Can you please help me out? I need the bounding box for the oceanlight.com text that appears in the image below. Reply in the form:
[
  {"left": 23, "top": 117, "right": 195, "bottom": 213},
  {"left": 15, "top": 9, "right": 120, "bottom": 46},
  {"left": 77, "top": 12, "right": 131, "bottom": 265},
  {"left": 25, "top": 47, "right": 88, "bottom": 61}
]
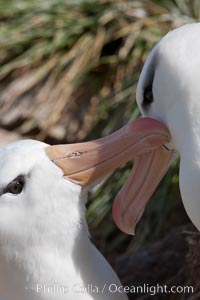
[
  {"left": 109, "top": 283, "right": 194, "bottom": 296},
  {"left": 26, "top": 283, "right": 194, "bottom": 296}
]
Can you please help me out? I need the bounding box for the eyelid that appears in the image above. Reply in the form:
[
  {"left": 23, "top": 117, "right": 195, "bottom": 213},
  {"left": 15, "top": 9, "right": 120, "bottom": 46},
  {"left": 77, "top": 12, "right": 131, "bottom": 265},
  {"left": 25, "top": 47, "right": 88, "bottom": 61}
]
[
  {"left": 9, "top": 175, "right": 25, "bottom": 185},
  {"left": 13, "top": 175, "right": 25, "bottom": 182}
]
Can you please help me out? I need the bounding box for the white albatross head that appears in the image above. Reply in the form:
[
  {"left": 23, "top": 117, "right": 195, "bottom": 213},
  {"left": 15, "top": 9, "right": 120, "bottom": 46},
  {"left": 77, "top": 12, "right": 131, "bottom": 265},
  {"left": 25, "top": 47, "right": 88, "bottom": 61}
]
[
  {"left": 136, "top": 23, "right": 200, "bottom": 232},
  {"left": 0, "top": 139, "right": 84, "bottom": 250}
]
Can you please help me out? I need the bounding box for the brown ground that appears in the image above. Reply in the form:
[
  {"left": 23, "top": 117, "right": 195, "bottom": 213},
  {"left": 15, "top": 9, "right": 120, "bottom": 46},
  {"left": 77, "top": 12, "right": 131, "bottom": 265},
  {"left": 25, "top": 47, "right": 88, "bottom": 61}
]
[{"left": 115, "top": 225, "right": 200, "bottom": 300}]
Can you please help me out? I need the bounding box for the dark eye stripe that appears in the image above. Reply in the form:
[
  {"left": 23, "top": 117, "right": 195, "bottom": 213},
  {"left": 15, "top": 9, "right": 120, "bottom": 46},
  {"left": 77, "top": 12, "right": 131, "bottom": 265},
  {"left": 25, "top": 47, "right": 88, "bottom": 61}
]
[
  {"left": 143, "top": 85, "right": 153, "bottom": 106},
  {"left": 2, "top": 175, "right": 26, "bottom": 196}
]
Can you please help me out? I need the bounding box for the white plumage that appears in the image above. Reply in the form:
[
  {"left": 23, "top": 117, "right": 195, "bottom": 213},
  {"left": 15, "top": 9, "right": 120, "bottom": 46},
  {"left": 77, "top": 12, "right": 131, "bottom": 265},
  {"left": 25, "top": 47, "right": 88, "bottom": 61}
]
[
  {"left": 136, "top": 23, "right": 200, "bottom": 232},
  {"left": 0, "top": 140, "right": 127, "bottom": 300}
]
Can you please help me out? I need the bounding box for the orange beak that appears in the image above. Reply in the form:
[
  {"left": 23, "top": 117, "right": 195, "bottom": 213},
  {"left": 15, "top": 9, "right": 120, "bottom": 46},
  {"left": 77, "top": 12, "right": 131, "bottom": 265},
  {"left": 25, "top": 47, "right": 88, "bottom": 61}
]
[{"left": 45, "top": 118, "right": 171, "bottom": 235}]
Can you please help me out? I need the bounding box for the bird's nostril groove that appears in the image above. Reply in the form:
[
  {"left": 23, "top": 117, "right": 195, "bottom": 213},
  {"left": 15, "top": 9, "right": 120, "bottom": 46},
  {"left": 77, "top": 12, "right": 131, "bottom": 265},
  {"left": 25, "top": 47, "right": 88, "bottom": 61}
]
[{"left": 163, "top": 144, "right": 170, "bottom": 151}]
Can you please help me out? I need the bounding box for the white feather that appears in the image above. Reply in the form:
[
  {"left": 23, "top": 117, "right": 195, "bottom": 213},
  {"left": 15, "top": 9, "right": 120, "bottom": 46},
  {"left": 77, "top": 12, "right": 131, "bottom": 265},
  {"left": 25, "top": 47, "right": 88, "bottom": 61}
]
[
  {"left": 136, "top": 23, "right": 200, "bottom": 232},
  {"left": 0, "top": 140, "right": 127, "bottom": 300}
]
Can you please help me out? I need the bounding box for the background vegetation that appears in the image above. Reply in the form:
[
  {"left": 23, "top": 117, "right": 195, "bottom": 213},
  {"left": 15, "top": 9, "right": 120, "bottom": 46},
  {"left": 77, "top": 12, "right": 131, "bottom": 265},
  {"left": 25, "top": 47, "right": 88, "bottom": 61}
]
[{"left": 0, "top": 0, "right": 199, "bottom": 298}]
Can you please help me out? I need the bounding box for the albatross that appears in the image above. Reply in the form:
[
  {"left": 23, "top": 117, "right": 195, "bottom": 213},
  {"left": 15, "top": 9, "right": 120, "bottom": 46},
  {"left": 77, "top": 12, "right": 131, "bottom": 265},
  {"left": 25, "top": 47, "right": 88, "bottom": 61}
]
[
  {"left": 0, "top": 22, "right": 199, "bottom": 299},
  {"left": 136, "top": 23, "right": 200, "bottom": 232}
]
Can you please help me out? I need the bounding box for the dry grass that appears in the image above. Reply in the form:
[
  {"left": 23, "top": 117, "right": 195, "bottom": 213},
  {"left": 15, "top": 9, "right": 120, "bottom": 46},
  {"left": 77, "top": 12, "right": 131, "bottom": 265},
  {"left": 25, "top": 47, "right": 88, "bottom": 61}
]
[{"left": 0, "top": 0, "right": 185, "bottom": 142}]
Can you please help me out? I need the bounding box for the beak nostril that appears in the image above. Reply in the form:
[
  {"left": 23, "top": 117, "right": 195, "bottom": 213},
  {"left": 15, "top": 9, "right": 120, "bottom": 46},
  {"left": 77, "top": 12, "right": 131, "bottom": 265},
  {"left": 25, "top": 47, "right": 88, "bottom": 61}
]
[{"left": 163, "top": 144, "right": 170, "bottom": 151}]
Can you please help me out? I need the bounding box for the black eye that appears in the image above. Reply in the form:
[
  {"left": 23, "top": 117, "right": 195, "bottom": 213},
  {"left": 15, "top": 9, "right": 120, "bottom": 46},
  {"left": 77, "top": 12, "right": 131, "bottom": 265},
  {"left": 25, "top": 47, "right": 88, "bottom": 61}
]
[
  {"left": 143, "top": 85, "right": 153, "bottom": 106},
  {"left": 4, "top": 176, "right": 25, "bottom": 195},
  {"left": 6, "top": 181, "right": 23, "bottom": 194}
]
